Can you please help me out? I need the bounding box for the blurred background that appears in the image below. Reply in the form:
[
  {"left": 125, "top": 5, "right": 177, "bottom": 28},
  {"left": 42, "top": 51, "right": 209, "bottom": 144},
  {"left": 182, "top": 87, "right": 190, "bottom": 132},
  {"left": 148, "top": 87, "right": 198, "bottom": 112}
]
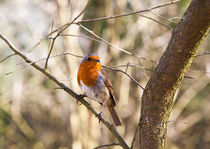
[{"left": 0, "top": 0, "right": 209, "bottom": 149}]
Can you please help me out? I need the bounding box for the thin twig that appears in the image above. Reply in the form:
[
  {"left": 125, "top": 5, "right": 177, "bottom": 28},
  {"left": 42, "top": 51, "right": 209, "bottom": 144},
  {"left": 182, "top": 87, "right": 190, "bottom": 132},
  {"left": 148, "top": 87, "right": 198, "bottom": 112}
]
[
  {"left": 127, "top": 8, "right": 172, "bottom": 30},
  {"left": 5, "top": 64, "right": 29, "bottom": 75},
  {"left": 114, "top": 64, "right": 154, "bottom": 72},
  {"left": 78, "top": 23, "right": 133, "bottom": 56},
  {"left": 60, "top": 33, "right": 103, "bottom": 43},
  {"left": 136, "top": 55, "right": 150, "bottom": 80},
  {"left": 136, "top": 13, "right": 172, "bottom": 30},
  {"left": 149, "top": 10, "right": 179, "bottom": 24},
  {"left": 0, "top": 53, "right": 16, "bottom": 63},
  {"left": 75, "top": 0, "right": 181, "bottom": 24},
  {"left": 0, "top": 33, "right": 130, "bottom": 149},
  {"left": 27, "top": 37, "right": 53, "bottom": 53},
  {"left": 16, "top": 52, "right": 83, "bottom": 66},
  {"left": 125, "top": 62, "right": 130, "bottom": 73},
  {"left": 47, "top": 23, "right": 70, "bottom": 37},
  {"left": 137, "top": 57, "right": 157, "bottom": 63},
  {"left": 44, "top": 0, "right": 92, "bottom": 69},
  {"left": 94, "top": 143, "right": 121, "bottom": 149},
  {"left": 44, "top": 19, "right": 54, "bottom": 69},
  {"left": 103, "top": 65, "right": 144, "bottom": 90},
  {"left": 195, "top": 52, "right": 210, "bottom": 57},
  {"left": 184, "top": 76, "right": 195, "bottom": 79}
]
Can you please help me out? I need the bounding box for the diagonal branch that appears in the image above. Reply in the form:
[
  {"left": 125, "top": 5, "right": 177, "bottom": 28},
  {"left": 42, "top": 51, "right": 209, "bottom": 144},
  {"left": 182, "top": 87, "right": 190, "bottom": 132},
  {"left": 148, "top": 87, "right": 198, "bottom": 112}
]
[
  {"left": 135, "top": 13, "right": 172, "bottom": 30},
  {"left": 103, "top": 65, "right": 144, "bottom": 90},
  {"left": 0, "top": 33, "right": 130, "bottom": 149},
  {"left": 0, "top": 53, "right": 16, "bottom": 63},
  {"left": 78, "top": 23, "right": 133, "bottom": 56}
]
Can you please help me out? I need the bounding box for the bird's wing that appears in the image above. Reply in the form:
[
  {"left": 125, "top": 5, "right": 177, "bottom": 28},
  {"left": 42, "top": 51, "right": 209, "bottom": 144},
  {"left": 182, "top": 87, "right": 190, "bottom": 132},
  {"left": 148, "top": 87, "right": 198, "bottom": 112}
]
[{"left": 101, "top": 69, "right": 116, "bottom": 107}]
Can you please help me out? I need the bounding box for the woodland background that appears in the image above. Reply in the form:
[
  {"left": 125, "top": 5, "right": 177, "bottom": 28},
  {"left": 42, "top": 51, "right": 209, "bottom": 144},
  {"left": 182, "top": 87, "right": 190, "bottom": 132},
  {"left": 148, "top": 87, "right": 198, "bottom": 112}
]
[{"left": 0, "top": 0, "right": 209, "bottom": 149}]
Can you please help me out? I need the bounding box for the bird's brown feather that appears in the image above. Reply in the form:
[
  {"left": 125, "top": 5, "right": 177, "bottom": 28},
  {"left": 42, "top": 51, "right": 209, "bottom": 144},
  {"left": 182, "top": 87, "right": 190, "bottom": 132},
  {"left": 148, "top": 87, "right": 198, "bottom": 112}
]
[{"left": 102, "top": 70, "right": 122, "bottom": 126}]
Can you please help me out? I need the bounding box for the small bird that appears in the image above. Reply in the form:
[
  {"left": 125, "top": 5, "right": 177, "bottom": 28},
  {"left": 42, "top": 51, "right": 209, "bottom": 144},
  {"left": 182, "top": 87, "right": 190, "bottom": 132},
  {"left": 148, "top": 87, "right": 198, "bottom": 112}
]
[{"left": 77, "top": 53, "right": 122, "bottom": 126}]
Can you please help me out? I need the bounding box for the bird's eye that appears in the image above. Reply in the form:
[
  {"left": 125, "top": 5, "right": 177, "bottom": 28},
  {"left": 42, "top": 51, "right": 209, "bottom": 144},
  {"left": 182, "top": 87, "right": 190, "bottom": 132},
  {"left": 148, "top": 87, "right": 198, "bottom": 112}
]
[{"left": 87, "top": 57, "right": 91, "bottom": 61}]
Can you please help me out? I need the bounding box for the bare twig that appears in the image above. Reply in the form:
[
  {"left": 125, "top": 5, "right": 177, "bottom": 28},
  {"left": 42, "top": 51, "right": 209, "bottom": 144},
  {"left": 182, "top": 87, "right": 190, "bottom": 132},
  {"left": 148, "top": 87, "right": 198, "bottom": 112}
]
[
  {"left": 5, "top": 64, "right": 28, "bottom": 75},
  {"left": 184, "top": 75, "right": 195, "bottom": 79},
  {"left": 137, "top": 57, "right": 157, "bottom": 63},
  {"left": 27, "top": 37, "right": 53, "bottom": 53},
  {"left": 135, "top": 13, "right": 172, "bottom": 30},
  {"left": 113, "top": 64, "right": 154, "bottom": 72},
  {"left": 127, "top": 9, "right": 172, "bottom": 30},
  {"left": 149, "top": 10, "right": 179, "bottom": 24},
  {"left": 125, "top": 62, "right": 130, "bottom": 73},
  {"left": 75, "top": 0, "right": 181, "bottom": 24},
  {"left": 102, "top": 65, "right": 144, "bottom": 90},
  {"left": 0, "top": 53, "right": 16, "bottom": 63},
  {"left": 94, "top": 143, "right": 121, "bottom": 149},
  {"left": 78, "top": 23, "right": 133, "bottom": 56},
  {"left": 16, "top": 52, "right": 83, "bottom": 67},
  {"left": 0, "top": 33, "right": 130, "bottom": 149},
  {"left": 195, "top": 52, "right": 210, "bottom": 57},
  {"left": 44, "top": 19, "right": 54, "bottom": 69},
  {"left": 47, "top": 23, "right": 70, "bottom": 37},
  {"left": 60, "top": 33, "right": 102, "bottom": 43},
  {"left": 44, "top": 0, "right": 91, "bottom": 69}
]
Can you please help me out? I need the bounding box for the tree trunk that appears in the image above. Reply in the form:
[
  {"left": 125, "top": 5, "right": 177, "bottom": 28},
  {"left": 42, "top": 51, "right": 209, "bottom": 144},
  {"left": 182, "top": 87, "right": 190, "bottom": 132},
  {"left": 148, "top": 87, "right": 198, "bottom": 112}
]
[{"left": 139, "top": 0, "right": 210, "bottom": 149}]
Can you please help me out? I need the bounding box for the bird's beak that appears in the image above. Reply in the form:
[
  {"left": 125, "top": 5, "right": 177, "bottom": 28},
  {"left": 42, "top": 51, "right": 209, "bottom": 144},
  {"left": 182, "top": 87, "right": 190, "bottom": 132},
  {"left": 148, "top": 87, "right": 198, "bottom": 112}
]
[{"left": 94, "top": 59, "right": 100, "bottom": 62}]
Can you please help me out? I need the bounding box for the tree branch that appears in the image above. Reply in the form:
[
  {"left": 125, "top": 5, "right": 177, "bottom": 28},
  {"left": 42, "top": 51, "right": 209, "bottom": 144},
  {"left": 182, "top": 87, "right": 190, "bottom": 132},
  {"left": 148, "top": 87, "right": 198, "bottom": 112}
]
[
  {"left": 0, "top": 33, "right": 130, "bottom": 149},
  {"left": 139, "top": 0, "right": 210, "bottom": 148}
]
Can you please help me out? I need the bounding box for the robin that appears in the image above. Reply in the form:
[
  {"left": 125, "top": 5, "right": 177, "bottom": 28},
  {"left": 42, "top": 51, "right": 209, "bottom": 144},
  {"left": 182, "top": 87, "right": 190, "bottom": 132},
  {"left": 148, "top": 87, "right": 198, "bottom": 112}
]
[{"left": 77, "top": 53, "right": 122, "bottom": 126}]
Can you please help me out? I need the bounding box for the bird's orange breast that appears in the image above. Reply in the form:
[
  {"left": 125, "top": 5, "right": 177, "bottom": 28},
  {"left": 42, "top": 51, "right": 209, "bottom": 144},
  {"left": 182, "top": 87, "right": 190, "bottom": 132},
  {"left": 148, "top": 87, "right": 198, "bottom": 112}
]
[{"left": 77, "top": 61, "right": 101, "bottom": 87}]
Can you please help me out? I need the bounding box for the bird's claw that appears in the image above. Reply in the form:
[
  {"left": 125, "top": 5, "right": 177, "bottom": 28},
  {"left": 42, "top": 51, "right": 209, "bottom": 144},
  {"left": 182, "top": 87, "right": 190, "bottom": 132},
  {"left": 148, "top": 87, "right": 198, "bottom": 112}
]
[
  {"left": 78, "top": 94, "right": 87, "bottom": 99},
  {"left": 77, "top": 94, "right": 87, "bottom": 104},
  {"left": 96, "top": 112, "right": 103, "bottom": 123}
]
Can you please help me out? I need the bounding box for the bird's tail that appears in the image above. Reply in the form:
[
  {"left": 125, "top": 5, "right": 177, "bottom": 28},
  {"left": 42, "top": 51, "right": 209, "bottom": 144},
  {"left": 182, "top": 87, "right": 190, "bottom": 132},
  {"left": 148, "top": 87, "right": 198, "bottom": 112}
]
[{"left": 106, "top": 105, "right": 122, "bottom": 126}]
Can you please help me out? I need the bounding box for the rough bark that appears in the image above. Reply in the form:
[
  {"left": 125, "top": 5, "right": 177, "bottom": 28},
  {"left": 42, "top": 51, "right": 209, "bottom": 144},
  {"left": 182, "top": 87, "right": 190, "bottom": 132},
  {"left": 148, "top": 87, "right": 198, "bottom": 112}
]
[{"left": 139, "top": 0, "right": 210, "bottom": 149}]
